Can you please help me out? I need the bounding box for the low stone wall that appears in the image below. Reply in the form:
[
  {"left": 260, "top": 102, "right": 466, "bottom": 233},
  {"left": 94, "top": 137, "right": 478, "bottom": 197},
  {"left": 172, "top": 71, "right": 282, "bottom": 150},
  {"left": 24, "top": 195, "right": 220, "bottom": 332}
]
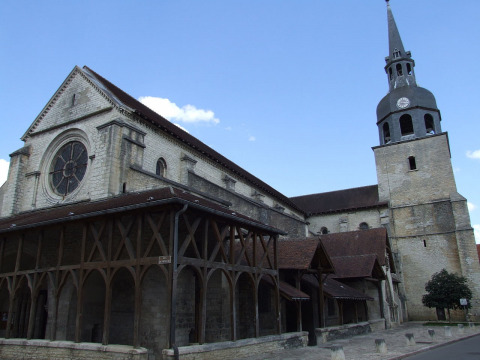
[
  {"left": 162, "top": 332, "right": 308, "bottom": 360},
  {"left": 0, "top": 338, "right": 148, "bottom": 360},
  {"left": 315, "top": 319, "right": 385, "bottom": 344}
]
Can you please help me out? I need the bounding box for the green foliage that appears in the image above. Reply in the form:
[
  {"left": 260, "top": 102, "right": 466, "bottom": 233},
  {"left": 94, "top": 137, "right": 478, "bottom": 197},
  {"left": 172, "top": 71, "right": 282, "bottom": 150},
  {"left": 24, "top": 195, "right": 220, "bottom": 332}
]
[{"left": 422, "top": 269, "right": 472, "bottom": 311}]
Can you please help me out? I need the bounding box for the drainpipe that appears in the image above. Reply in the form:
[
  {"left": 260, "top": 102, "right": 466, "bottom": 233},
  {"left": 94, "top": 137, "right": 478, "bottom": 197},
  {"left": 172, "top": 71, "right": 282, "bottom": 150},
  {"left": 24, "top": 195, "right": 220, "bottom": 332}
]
[{"left": 170, "top": 203, "right": 188, "bottom": 359}]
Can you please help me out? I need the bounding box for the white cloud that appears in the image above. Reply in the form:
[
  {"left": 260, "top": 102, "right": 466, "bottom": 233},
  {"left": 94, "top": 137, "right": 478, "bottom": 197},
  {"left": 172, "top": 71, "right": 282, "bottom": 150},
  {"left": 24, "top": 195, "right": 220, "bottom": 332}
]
[
  {"left": 466, "top": 149, "right": 480, "bottom": 159},
  {"left": 138, "top": 96, "right": 219, "bottom": 125},
  {"left": 248, "top": 136, "right": 256, "bottom": 142},
  {"left": 468, "top": 202, "right": 477, "bottom": 212},
  {"left": 473, "top": 224, "right": 480, "bottom": 244},
  {"left": 0, "top": 159, "right": 9, "bottom": 186}
]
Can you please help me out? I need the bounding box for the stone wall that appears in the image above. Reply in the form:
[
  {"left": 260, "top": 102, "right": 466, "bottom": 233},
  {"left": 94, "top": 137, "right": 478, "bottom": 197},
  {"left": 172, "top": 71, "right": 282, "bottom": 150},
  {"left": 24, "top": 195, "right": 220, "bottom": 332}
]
[
  {"left": 307, "top": 207, "right": 386, "bottom": 235},
  {"left": 162, "top": 332, "right": 308, "bottom": 360},
  {"left": 0, "top": 339, "right": 147, "bottom": 360}
]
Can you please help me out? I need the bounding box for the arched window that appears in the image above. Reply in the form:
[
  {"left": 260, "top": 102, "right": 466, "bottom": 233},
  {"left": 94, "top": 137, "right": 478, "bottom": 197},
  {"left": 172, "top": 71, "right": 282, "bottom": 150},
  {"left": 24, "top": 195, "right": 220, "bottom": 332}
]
[
  {"left": 155, "top": 158, "right": 167, "bottom": 177},
  {"left": 424, "top": 114, "right": 435, "bottom": 135},
  {"left": 388, "top": 67, "right": 393, "bottom": 80},
  {"left": 383, "top": 122, "right": 391, "bottom": 144},
  {"left": 408, "top": 156, "right": 417, "bottom": 170},
  {"left": 359, "top": 222, "right": 369, "bottom": 230},
  {"left": 393, "top": 48, "right": 401, "bottom": 58},
  {"left": 400, "top": 114, "right": 414, "bottom": 136},
  {"left": 406, "top": 63, "right": 412, "bottom": 75},
  {"left": 396, "top": 63, "right": 403, "bottom": 76},
  {"left": 320, "top": 227, "right": 329, "bottom": 235}
]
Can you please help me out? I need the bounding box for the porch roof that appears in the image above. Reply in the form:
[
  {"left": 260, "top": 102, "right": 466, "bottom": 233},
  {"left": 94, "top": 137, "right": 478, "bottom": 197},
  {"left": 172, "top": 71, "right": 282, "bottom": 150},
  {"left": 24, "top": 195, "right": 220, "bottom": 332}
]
[
  {"left": 262, "top": 276, "right": 310, "bottom": 301},
  {"left": 302, "top": 274, "right": 373, "bottom": 301},
  {"left": 276, "top": 238, "right": 335, "bottom": 273},
  {"left": 0, "top": 186, "right": 285, "bottom": 235}
]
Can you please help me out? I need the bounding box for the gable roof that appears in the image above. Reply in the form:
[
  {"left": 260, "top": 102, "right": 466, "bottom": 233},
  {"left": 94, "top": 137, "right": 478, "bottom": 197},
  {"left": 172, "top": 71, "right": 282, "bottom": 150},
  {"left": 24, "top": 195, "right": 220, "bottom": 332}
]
[
  {"left": 277, "top": 238, "right": 335, "bottom": 272},
  {"left": 78, "top": 66, "right": 304, "bottom": 214},
  {"left": 319, "top": 228, "right": 394, "bottom": 279},
  {"left": 290, "top": 185, "right": 387, "bottom": 215}
]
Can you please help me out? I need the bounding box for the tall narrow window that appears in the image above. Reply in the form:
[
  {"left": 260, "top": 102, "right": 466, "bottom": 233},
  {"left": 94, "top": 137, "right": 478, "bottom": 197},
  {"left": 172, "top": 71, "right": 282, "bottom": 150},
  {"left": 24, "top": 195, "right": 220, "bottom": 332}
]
[
  {"left": 156, "top": 157, "right": 167, "bottom": 177},
  {"left": 400, "top": 114, "right": 414, "bottom": 136},
  {"left": 424, "top": 114, "right": 435, "bottom": 134},
  {"left": 408, "top": 156, "right": 417, "bottom": 170},
  {"left": 383, "top": 122, "right": 391, "bottom": 144},
  {"left": 396, "top": 63, "right": 403, "bottom": 76},
  {"left": 406, "top": 63, "right": 412, "bottom": 75},
  {"left": 393, "top": 48, "right": 401, "bottom": 58},
  {"left": 388, "top": 67, "right": 393, "bottom": 80}
]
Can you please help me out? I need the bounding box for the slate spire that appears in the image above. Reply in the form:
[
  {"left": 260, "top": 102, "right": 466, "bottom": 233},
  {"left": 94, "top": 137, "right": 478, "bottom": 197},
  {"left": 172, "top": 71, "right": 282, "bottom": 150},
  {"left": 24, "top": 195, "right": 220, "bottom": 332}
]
[
  {"left": 376, "top": 0, "right": 442, "bottom": 145},
  {"left": 386, "top": 0, "right": 406, "bottom": 63},
  {"left": 383, "top": 0, "right": 416, "bottom": 91}
]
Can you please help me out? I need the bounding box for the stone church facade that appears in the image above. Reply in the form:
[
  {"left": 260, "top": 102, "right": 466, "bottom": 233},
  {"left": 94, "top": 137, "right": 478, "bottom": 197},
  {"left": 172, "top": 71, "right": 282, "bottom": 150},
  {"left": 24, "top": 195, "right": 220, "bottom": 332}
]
[{"left": 0, "top": 2, "right": 478, "bottom": 359}]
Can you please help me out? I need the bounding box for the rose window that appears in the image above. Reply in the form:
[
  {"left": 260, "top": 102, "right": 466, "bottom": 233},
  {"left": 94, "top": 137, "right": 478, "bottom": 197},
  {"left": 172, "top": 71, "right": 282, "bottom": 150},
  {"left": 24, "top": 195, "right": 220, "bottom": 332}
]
[{"left": 50, "top": 141, "right": 88, "bottom": 196}]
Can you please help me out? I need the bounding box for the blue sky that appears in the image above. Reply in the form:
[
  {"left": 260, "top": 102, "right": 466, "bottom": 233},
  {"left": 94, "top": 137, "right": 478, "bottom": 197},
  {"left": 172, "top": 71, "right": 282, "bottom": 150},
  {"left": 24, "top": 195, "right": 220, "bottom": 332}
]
[{"left": 0, "top": 0, "right": 479, "bottom": 242}]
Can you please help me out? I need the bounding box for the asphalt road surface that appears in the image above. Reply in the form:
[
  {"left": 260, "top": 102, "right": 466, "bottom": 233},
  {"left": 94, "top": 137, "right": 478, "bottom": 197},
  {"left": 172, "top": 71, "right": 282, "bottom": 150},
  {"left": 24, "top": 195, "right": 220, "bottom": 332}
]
[{"left": 405, "top": 334, "right": 480, "bottom": 360}]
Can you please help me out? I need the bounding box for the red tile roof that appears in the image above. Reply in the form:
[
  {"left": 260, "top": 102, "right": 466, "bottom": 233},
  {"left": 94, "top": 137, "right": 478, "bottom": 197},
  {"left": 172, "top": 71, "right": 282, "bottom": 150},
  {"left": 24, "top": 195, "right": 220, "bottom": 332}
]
[
  {"left": 82, "top": 66, "right": 303, "bottom": 214},
  {"left": 477, "top": 244, "right": 480, "bottom": 264},
  {"left": 319, "top": 228, "right": 393, "bottom": 279},
  {"left": 276, "top": 238, "right": 335, "bottom": 272},
  {"left": 290, "top": 185, "right": 387, "bottom": 215}
]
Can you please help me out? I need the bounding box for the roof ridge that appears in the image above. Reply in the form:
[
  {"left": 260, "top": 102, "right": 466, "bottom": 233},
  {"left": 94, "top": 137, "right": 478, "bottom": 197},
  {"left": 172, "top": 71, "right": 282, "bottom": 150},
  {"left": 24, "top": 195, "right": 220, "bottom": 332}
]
[{"left": 82, "top": 66, "right": 304, "bottom": 214}]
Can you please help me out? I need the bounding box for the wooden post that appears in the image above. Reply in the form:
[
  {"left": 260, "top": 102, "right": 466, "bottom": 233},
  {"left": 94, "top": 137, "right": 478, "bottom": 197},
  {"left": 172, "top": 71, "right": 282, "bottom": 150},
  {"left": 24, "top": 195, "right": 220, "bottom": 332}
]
[
  {"left": 296, "top": 273, "right": 302, "bottom": 331},
  {"left": 339, "top": 302, "right": 344, "bottom": 325},
  {"left": 199, "top": 274, "right": 207, "bottom": 344},
  {"left": 51, "top": 227, "right": 65, "bottom": 341},
  {"left": 230, "top": 279, "right": 237, "bottom": 341},
  {"left": 26, "top": 291, "right": 37, "bottom": 339},
  {"left": 317, "top": 269, "right": 325, "bottom": 328},
  {"left": 274, "top": 235, "right": 281, "bottom": 335},
  {"left": 229, "top": 226, "right": 237, "bottom": 341},
  {"left": 354, "top": 302, "right": 358, "bottom": 323},
  {"left": 133, "top": 214, "right": 143, "bottom": 348},
  {"left": 75, "top": 223, "right": 87, "bottom": 343},
  {"left": 102, "top": 278, "right": 112, "bottom": 345}
]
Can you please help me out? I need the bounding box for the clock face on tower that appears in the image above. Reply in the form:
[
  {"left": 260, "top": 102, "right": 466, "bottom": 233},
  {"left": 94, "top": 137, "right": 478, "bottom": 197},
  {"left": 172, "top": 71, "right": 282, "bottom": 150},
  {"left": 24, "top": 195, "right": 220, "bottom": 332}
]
[{"left": 396, "top": 97, "right": 410, "bottom": 109}]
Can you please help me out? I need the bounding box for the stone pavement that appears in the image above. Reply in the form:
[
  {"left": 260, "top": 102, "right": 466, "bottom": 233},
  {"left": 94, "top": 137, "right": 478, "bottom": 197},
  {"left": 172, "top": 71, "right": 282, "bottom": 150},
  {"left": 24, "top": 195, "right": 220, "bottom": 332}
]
[{"left": 239, "top": 322, "right": 480, "bottom": 360}]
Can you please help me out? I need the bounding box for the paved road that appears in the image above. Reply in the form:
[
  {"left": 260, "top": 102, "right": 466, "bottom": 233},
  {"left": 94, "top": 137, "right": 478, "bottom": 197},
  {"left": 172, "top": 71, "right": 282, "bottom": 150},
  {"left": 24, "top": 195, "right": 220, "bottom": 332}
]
[
  {"left": 404, "top": 334, "right": 480, "bottom": 360},
  {"left": 239, "top": 323, "right": 480, "bottom": 360}
]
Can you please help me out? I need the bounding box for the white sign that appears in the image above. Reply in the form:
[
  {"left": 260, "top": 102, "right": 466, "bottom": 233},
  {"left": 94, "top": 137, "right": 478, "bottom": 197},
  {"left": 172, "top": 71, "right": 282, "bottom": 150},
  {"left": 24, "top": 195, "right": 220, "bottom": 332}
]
[
  {"left": 460, "top": 298, "right": 468, "bottom": 306},
  {"left": 158, "top": 256, "right": 171, "bottom": 264}
]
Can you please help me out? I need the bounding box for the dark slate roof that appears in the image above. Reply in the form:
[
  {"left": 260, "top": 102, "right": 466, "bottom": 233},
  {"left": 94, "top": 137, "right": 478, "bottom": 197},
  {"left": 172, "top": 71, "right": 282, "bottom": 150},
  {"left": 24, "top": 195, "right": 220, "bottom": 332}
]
[
  {"left": 82, "top": 66, "right": 303, "bottom": 214},
  {"left": 289, "top": 185, "right": 386, "bottom": 215},
  {"left": 302, "top": 274, "right": 373, "bottom": 301},
  {"left": 0, "top": 186, "right": 283, "bottom": 235},
  {"left": 319, "top": 228, "right": 395, "bottom": 279}
]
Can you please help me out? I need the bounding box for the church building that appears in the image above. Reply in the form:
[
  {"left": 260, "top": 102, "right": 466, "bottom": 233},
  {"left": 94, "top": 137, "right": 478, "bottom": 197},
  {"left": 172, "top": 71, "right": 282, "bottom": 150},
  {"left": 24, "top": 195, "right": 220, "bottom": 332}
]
[{"left": 0, "top": 2, "right": 478, "bottom": 359}]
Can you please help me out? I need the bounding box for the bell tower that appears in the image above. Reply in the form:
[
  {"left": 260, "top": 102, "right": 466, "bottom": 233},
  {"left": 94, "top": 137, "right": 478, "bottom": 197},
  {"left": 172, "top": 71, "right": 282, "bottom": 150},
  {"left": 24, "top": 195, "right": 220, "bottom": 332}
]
[{"left": 373, "top": 0, "right": 480, "bottom": 320}]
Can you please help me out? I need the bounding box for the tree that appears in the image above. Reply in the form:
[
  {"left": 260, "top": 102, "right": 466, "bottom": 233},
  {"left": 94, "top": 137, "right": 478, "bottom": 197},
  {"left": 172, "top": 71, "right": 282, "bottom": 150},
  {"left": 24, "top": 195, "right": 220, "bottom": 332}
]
[{"left": 422, "top": 269, "right": 472, "bottom": 321}]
